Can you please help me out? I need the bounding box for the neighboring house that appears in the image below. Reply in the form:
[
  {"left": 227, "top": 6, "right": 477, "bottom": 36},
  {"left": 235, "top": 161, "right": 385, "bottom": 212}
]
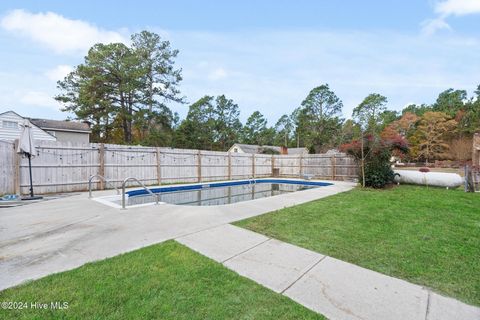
[
  {"left": 325, "top": 148, "right": 347, "bottom": 156},
  {"left": 0, "top": 111, "right": 56, "bottom": 142},
  {"left": 0, "top": 110, "right": 91, "bottom": 143},
  {"left": 228, "top": 143, "right": 309, "bottom": 155},
  {"left": 30, "top": 118, "right": 91, "bottom": 143}
]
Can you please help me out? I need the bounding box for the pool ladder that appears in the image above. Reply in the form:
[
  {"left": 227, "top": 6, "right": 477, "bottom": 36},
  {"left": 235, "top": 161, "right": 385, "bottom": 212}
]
[
  {"left": 241, "top": 177, "right": 256, "bottom": 190},
  {"left": 88, "top": 174, "right": 120, "bottom": 198},
  {"left": 88, "top": 175, "right": 160, "bottom": 209},
  {"left": 121, "top": 177, "right": 160, "bottom": 209}
]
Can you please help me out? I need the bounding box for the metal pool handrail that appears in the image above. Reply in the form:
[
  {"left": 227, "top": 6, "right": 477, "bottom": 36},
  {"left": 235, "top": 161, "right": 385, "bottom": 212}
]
[
  {"left": 121, "top": 177, "right": 159, "bottom": 209},
  {"left": 88, "top": 174, "right": 120, "bottom": 198}
]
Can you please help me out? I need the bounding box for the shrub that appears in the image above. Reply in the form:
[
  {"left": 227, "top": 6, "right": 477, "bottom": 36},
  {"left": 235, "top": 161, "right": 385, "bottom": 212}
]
[
  {"left": 340, "top": 134, "right": 408, "bottom": 188},
  {"left": 364, "top": 155, "right": 395, "bottom": 188},
  {"left": 419, "top": 167, "right": 430, "bottom": 173}
]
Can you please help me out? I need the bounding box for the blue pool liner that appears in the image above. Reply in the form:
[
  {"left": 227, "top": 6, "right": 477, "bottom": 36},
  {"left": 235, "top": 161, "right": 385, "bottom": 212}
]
[{"left": 126, "top": 179, "right": 333, "bottom": 197}]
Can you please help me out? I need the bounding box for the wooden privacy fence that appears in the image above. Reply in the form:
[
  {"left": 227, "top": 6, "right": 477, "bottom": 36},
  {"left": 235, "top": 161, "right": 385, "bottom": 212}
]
[
  {"left": 0, "top": 140, "right": 358, "bottom": 195},
  {"left": 0, "top": 140, "right": 16, "bottom": 194}
]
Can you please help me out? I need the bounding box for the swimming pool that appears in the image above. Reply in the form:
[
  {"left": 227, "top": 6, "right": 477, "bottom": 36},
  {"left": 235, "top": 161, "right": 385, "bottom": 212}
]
[{"left": 94, "top": 179, "right": 333, "bottom": 208}]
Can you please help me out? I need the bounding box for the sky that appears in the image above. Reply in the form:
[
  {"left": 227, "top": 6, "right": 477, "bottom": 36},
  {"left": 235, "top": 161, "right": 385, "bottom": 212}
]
[{"left": 0, "top": 0, "right": 479, "bottom": 124}]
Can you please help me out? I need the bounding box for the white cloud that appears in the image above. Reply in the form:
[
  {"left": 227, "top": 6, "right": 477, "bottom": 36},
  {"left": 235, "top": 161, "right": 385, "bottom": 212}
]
[
  {"left": 172, "top": 29, "right": 480, "bottom": 121},
  {"left": 0, "top": 9, "right": 127, "bottom": 54},
  {"left": 0, "top": 71, "right": 68, "bottom": 118},
  {"left": 208, "top": 68, "right": 228, "bottom": 80},
  {"left": 435, "top": 0, "right": 480, "bottom": 16},
  {"left": 421, "top": 18, "right": 452, "bottom": 35},
  {"left": 1, "top": 23, "right": 479, "bottom": 122},
  {"left": 45, "top": 65, "right": 73, "bottom": 81},
  {"left": 19, "top": 91, "right": 60, "bottom": 110},
  {"left": 422, "top": 0, "right": 480, "bottom": 35}
]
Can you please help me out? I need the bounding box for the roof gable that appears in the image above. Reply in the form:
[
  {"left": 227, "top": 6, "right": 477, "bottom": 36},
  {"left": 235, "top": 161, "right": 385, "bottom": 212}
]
[
  {"left": 0, "top": 110, "right": 57, "bottom": 141},
  {"left": 0, "top": 110, "right": 25, "bottom": 120}
]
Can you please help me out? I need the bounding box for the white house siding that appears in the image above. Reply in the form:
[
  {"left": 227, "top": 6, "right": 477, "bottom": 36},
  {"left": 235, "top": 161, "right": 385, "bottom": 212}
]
[
  {"left": 0, "top": 111, "right": 56, "bottom": 142},
  {"left": 51, "top": 130, "right": 90, "bottom": 143},
  {"left": 228, "top": 144, "right": 246, "bottom": 153}
]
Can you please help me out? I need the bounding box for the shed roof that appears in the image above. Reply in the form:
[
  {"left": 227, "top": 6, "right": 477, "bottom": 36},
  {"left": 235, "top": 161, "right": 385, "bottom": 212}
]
[
  {"left": 29, "top": 118, "right": 91, "bottom": 133},
  {"left": 232, "top": 144, "right": 308, "bottom": 155}
]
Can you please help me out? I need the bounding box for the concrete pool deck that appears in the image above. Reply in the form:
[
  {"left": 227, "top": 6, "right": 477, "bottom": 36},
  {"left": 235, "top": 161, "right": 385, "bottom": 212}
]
[{"left": 0, "top": 180, "right": 354, "bottom": 290}]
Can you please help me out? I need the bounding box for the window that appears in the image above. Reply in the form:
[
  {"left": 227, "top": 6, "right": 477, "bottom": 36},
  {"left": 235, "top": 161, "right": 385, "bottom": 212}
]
[
  {"left": 233, "top": 148, "right": 238, "bottom": 153},
  {"left": 2, "top": 120, "right": 18, "bottom": 129}
]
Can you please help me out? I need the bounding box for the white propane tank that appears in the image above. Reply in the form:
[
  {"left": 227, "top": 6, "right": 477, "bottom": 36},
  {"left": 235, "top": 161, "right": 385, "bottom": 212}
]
[{"left": 393, "top": 170, "right": 464, "bottom": 188}]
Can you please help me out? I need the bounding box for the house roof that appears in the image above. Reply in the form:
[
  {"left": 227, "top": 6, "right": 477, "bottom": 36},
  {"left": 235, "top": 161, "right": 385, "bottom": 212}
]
[
  {"left": 29, "top": 118, "right": 91, "bottom": 133},
  {"left": 0, "top": 110, "right": 91, "bottom": 134},
  {"left": 287, "top": 148, "right": 309, "bottom": 154},
  {"left": 232, "top": 143, "right": 308, "bottom": 155}
]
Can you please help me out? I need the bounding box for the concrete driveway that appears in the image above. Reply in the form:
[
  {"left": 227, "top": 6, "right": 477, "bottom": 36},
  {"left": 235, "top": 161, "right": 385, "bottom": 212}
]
[{"left": 0, "top": 180, "right": 355, "bottom": 290}]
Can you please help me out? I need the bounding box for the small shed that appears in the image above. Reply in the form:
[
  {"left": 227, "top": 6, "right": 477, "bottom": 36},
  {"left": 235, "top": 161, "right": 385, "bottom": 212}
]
[
  {"left": 228, "top": 143, "right": 309, "bottom": 155},
  {"left": 29, "top": 118, "right": 91, "bottom": 143}
]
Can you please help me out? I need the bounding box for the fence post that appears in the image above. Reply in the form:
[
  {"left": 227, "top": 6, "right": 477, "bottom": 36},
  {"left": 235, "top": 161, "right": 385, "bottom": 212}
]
[
  {"left": 98, "top": 143, "right": 105, "bottom": 190},
  {"left": 197, "top": 150, "right": 202, "bottom": 182},
  {"left": 228, "top": 152, "right": 232, "bottom": 180},
  {"left": 13, "top": 139, "right": 21, "bottom": 195},
  {"left": 156, "top": 147, "right": 162, "bottom": 185},
  {"left": 252, "top": 154, "right": 256, "bottom": 178},
  {"left": 299, "top": 154, "right": 303, "bottom": 178},
  {"left": 271, "top": 154, "right": 275, "bottom": 177},
  {"left": 331, "top": 155, "right": 336, "bottom": 180}
]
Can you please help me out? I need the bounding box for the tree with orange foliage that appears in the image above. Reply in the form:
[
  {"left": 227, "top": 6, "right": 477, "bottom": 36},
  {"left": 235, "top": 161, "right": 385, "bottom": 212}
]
[
  {"left": 381, "top": 112, "right": 418, "bottom": 138},
  {"left": 410, "top": 112, "right": 457, "bottom": 163}
]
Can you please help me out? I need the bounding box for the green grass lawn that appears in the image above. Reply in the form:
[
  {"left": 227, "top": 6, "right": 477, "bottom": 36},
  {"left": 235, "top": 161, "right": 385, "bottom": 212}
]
[
  {"left": 0, "top": 241, "right": 323, "bottom": 320},
  {"left": 235, "top": 185, "right": 480, "bottom": 306}
]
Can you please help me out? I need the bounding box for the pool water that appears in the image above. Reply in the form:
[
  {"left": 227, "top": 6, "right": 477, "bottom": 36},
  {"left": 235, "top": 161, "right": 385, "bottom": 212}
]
[{"left": 115, "top": 180, "right": 331, "bottom": 207}]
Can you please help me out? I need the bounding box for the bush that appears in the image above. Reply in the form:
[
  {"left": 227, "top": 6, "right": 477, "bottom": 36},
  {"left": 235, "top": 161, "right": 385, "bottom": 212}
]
[
  {"left": 340, "top": 134, "right": 408, "bottom": 188},
  {"left": 364, "top": 157, "right": 395, "bottom": 188},
  {"left": 419, "top": 167, "right": 430, "bottom": 173}
]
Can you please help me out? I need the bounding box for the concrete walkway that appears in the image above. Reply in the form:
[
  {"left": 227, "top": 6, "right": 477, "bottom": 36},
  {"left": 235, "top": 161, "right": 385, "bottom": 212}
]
[{"left": 177, "top": 224, "right": 480, "bottom": 320}]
